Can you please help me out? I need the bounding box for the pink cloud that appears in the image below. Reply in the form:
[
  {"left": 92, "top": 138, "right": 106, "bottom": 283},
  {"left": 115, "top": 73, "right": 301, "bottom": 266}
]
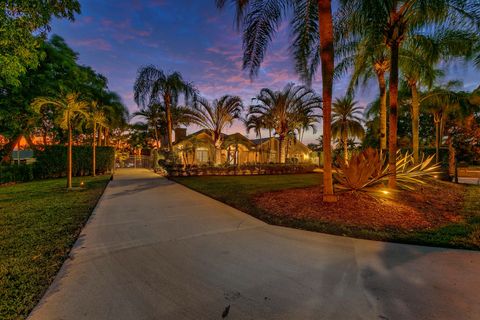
[{"left": 72, "top": 38, "right": 112, "bottom": 51}]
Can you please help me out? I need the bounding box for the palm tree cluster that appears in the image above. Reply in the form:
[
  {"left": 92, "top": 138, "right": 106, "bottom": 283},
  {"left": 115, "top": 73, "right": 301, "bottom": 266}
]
[
  {"left": 31, "top": 92, "right": 128, "bottom": 189},
  {"left": 213, "top": 0, "right": 480, "bottom": 200}
]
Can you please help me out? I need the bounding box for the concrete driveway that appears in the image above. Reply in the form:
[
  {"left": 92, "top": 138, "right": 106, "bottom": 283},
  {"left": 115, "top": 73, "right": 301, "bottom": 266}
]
[{"left": 29, "top": 168, "right": 480, "bottom": 320}]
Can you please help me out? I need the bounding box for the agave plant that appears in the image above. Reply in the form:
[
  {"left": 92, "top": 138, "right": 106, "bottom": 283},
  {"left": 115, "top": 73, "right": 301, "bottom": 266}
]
[{"left": 335, "top": 148, "right": 441, "bottom": 192}]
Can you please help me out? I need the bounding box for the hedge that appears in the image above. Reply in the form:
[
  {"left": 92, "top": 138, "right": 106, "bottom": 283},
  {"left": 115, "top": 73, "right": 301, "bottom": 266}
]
[
  {"left": 166, "top": 163, "right": 318, "bottom": 176},
  {"left": 33, "top": 145, "right": 114, "bottom": 179},
  {"left": 0, "top": 146, "right": 114, "bottom": 184},
  {"left": 0, "top": 164, "right": 34, "bottom": 184}
]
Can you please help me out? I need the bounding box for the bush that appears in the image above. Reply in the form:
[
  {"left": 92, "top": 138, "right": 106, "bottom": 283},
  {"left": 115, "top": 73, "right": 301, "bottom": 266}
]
[
  {"left": 165, "top": 163, "right": 317, "bottom": 176},
  {"left": 33, "top": 145, "right": 114, "bottom": 179},
  {"left": 0, "top": 164, "right": 34, "bottom": 184}
]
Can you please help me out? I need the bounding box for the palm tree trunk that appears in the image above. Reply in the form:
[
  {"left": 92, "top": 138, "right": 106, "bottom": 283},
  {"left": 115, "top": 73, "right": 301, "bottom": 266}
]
[
  {"left": 410, "top": 82, "right": 420, "bottom": 162},
  {"left": 343, "top": 130, "right": 348, "bottom": 162},
  {"left": 388, "top": 41, "right": 399, "bottom": 189},
  {"left": 67, "top": 118, "right": 73, "bottom": 189},
  {"left": 317, "top": 0, "right": 336, "bottom": 201},
  {"left": 377, "top": 71, "right": 387, "bottom": 151},
  {"left": 448, "top": 135, "right": 455, "bottom": 178},
  {"left": 105, "top": 128, "right": 110, "bottom": 146},
  {"left": 278, "top": 135, "right": 286, "bottom": 164},
  {"left": 92, "top": 122, "right": 96, "bottom": 177},
  {"left": 435, "top": 119, "right": 440, "bottom": 163},
  {"left": 165, "top": 95, "right": 173, "bottom": 151}
]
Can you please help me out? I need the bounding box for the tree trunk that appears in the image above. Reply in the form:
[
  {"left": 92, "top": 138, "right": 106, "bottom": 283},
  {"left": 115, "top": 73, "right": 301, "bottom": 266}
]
[
  {"left": 343, "top": 130, "right": 348, "bottom": 162},
  {"left": 67, "top": 118, "right": 73, "bottom": 189},
  {"left": 388, "top": 41, "right": 399, "bottom": 189},
  {"left": 92, "top": 122, "right": 96, "bottom": 177},
  {"left": 215, "top": 147, "right": 222, "bottom": 165},
  {"left": 377, "top": 71, "right": 387, "bottom": 151},
  {"left": 317, "top": 0, "right": 336, "bottom": 202},
  {"left": 448, "top": 135, "right": 455, "bottom": 178},
  {"left": 410, "top": 81, "right": 420, "bottom": 163},
  {"left": 278, "top": 135, "right": 286, "bottom": 164},
  {"left": 105, "top": 128, "right": 110, "bottom": 146},
  {"left": 434, "top": 115, "right": 441, "bottom": 163},
  {"left": 165, "top": 95, "right": 173, "bottom": 151}
]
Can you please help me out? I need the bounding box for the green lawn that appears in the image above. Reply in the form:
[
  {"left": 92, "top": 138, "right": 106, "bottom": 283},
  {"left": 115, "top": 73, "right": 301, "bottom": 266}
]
[
  {"left": 172, "top": 174, "right": 480, "bottom": 250},
  {"left": 0, "top": 176, "right": 110, "bottom": 320}
]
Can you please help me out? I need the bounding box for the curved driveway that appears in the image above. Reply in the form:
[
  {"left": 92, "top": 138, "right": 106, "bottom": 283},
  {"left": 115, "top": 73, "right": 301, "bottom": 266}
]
[{"left": 29, "top": 168, "right": 480, "bottom": 320}]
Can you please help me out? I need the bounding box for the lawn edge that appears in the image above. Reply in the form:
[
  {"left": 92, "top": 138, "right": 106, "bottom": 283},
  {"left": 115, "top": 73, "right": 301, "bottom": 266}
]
[
  {"left": 169, "top": 176, "right": 480, "bottom": 251},
  {"left": 26, "top": 174, "right": 112, "bottom": 319}
]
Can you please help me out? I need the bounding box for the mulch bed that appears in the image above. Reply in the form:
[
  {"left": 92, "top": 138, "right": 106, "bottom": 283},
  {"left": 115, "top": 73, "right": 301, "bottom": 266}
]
[{"left": 254, "top": 181, "right": 466, "bottom": 231}]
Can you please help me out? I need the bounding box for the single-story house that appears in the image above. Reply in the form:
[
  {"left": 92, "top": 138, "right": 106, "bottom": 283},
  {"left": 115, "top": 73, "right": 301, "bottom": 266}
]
[{"left": 172, "top": 128, "right": 315, "bottom": 165}]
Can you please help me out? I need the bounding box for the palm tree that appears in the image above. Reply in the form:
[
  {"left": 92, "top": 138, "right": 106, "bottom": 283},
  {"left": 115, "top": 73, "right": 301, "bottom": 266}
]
[
  {"left": 422, "top": 81, "right": 477, "bottom": 165},
  {"left": 335, "top": 32, "right": 389, "bottom": 152},
  {"left": 187, "top": 95, "right": 243, "bottom": 165},
  {"left": 338, "top": 0, "right": 480, "bottom": 188},
  {"left": 132, "top": 103, "right": 163, "bottom": 149},
  {"left": 133, "top": 66, "right": 196, "bottom": 151},
  {"left": 244, "top": 114, "right": 264, "bottom": 162},
  {"left": 216, "top": 0, "right": 337, "bottom": 201},
  {"left": 89, "top": 101, "right": 108, "bottom": 177},
  {"left": 32, "top": 93, "right": 89, "bottom": 189},
  {"left": 332, "top": 96, "right": 365, "bottom": 162},
  {"left": 248, "top": 84, "right": 321, "bottom": 163},
  {"left": 401, "top": 30, "right": 478, "bottom": 162}
]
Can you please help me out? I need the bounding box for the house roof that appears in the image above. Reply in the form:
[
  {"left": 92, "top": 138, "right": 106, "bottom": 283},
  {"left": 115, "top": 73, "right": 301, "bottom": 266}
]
[{"left": 174, "top": 129, "right": 312, "bottom": 153}]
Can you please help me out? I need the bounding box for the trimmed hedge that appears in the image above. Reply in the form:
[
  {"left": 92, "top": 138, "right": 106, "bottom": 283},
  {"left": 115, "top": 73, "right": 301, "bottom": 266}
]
[
  {"left": 33, "top": 145, "right": 114, "bottom": 179},
  {"left": 0, "top": 164, "right": 34, "bottom": 184},
  {"left": 166, "top": 163, "right": 317, "bottom": 176},
  {"left": 0, "top": 146, "right": 114, "bottom": 184}
]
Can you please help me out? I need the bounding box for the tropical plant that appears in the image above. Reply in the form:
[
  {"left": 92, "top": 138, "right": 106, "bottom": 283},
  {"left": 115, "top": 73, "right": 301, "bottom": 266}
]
[
  {"left": 401, "top": 30, "right": 478, "bottom": 162},
  {"left": 248, "top": 84, "right": 321, "bottom": 163},
  {"left": 89, "top": 102, "right": 108, "bottom": 177},
  {"left": 133, "top": 66, "right": 196, "bottom": 151},
  {"left": 335, "top": 30, "right": 389, "bottom": 151},
  {"left": 337, "top": 0, "right": 480, "bottom": 188},
  {"left": 332, "top": 96, "right": 365, "bottom": 162},
  {"left": 31, "top": 92, "right": 89, "bottom": 189},
  {"left": 132, "top": 103, "right": 163, "bottom": 149},
  {"left": 216, "top": 0, "right": 337, "bottom": 201},
  {"left": 186, "top": 95, "right": 243, "bottom": 165},
  {"left": 335, "top": 148, "right": 440, "bottom": 192}
]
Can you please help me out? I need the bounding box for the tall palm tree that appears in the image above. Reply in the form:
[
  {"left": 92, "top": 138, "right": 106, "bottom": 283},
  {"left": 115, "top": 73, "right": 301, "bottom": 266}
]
[
  {"left": 335, "top": 32, "right": 389, "bottom": 151},
  {"left": 338, "top": 0, "right": 480, "bottom": 188},
  {"left": 89, "top": 101, "right": 108, "bottom": 177},
  {"left": 248, "top": 84, "right": 321, "bottom": 163},
  {"left": 332, "top": 96, "right": 365, "bottom": 162},
  {"left": 133, "top": 66, "right": 196, "bottom": 151},
  {"left": 32, "top": 92, "right": 89, "bottom": 189},
  {"left": 401, "top": 30, "right": 478, "bottom": 162},
  {"left": 187, "top": 95, "right": 243, "bottom": 165},
  {"left": 216, "top": 0, "right": 337, "bottom": 201},
  {"left": 422, "top": 81, "right": 477, "bottom": 164}
]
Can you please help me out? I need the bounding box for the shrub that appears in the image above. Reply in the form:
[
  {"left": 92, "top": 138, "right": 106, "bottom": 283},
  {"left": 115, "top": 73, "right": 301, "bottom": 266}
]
[
  {"left": 33, "top": 145, "right": 114, "bottom": 179},
  {"left": 334, "top": 148, "right": 441, "bottom": 192},
  {"left": 165, "top": 163, "right": 317, "bottom": 176},
  {"left": 0, "top": 164, "right": 34, "bottom": 184}
]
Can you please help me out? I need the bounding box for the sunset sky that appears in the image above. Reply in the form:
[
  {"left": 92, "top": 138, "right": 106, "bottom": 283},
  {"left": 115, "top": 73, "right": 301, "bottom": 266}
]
[{"left": 51, "top": 0, "right": 479, "bottom": 143}]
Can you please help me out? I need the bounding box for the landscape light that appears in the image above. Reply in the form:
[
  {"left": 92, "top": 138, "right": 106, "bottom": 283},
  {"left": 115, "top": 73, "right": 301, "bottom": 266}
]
[
  {"left": 382, "top": 190, "right": 389, "bottom": 195},
  {"left": 80, "top": 181, "right": 84, "bottom": 187}
]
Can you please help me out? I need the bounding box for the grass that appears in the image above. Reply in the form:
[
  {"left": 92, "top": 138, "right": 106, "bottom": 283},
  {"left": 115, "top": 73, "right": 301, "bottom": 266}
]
[
  {"left": 0, "top": 175, "right": 110, "bottom": 320},
  {"left": 172, "top": 174, "right": 480, "bottom": 250}
]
